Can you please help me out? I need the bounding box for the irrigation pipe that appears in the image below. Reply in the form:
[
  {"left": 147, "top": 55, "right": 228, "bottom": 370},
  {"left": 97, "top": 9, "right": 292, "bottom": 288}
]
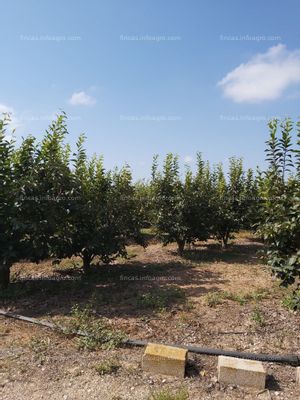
[{"left": 1, "top": 309, "right": 299, "bottom": 366}]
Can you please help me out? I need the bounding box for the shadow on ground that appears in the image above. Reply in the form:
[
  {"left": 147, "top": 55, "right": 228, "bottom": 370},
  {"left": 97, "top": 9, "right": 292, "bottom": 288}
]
[
  {"left": 182, "top": 241, "right": 263, "bottom": 265},
  {"left": 266, "top": 374, "right": 281, "bottom": 391},
  {"left": 0, "top": 259, "right": 227, "bottom": 319},
  {"left": 1, "top": 239, "right": 264, "bottom": 319}
]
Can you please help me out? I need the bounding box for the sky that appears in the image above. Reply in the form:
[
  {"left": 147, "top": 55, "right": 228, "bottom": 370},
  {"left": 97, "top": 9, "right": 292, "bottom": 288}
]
[{"left": 1, "top": 0, "right": 300, "bottom": 180}]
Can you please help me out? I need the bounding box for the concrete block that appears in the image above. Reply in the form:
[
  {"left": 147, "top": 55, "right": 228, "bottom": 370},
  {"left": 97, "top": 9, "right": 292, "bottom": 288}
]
[
  {"left": 218, "top": 356, "right": 266, "bottom": 389},
  {"left": 142, "top": 343, "right": 187, "bottom": 378},
  {"left": 296, "top": 367, "right": 300, "bottom": 386}
]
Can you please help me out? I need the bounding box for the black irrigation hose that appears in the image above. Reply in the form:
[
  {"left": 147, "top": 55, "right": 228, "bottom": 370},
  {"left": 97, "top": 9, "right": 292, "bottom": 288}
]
[
  {"left": 1, "top": 310, "right": 299, "bottom": 367},
  {"left": 124, "top": 339, "right": 300, "bottom": 366}
]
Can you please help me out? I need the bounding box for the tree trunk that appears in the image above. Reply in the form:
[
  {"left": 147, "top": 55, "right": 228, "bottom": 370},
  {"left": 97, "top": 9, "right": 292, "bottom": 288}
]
[
  {"left": 177, "top": 240, "right": 185, "bottom": 256},
  {"left": 0, "top": 263, "right": 10, "bottom": 290},
  {"left": 82, "top": 254, "right": 92, "bottom": 274},
  {"left": 221, "top": 232, "right": 229, "bottom": 249}
]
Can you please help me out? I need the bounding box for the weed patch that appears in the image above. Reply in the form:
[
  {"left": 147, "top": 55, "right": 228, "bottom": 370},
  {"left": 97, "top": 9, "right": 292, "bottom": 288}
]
[
  {"left": 94, "top": 359, "right": 121, "bottom": 375},
  {"left": 251, "top": 307, "right": 266, "bottom": 327},
  {"left": 204, "top": 288, "right": 269, "bottom": 307},
  {"left": 149, "top": 388, "right": 189, "bottom": 400},
  {"left": 67, "top": 305, "right": 124, "bottom": 350},
  {"left": 136, "top": 286, "right": 185, "bottom": 311},
  {"left": 28, "top": 336, "right": 51, "bottom": 364},
  {"left": 282, "top": 289, "right": 300, "bottom": 311}
]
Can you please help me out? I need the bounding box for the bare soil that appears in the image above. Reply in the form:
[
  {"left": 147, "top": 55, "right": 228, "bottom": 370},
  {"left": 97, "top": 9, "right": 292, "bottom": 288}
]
[{"left": 0, "top": 234, "right": 299, "bottom": 399}]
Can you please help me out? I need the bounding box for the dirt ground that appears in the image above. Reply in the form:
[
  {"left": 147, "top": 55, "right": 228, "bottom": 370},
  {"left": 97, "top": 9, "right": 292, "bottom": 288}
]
[{"left": 0, "top": 234, "right": 299, "bottom": 399}]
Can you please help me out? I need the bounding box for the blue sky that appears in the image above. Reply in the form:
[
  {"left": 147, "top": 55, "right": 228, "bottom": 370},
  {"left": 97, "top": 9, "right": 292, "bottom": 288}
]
[{"left": 1, "top": 0, "right": 300, "bottom": 179}]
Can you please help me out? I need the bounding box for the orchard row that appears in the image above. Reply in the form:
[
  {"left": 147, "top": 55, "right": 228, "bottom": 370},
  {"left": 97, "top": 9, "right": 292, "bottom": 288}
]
[{"left": 0, "top": 113, "right": 299, "bottom": 295}]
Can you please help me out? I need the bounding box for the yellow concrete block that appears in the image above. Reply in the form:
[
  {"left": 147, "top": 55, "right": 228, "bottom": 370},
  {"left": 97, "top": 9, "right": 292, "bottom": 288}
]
[
  {"left": 218, "top": 356, "right": 266, "bottom": 389},
  {"left": 142, "top": 343, "right": 187, "bottom": 378}
]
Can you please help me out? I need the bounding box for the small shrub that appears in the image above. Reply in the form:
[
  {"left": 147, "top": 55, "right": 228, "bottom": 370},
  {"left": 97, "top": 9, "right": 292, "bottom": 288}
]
[
  {"left": 251, "top": 307, "right": 265, "bottom": 327},
  {"left": 68, "top": 305, "right": 125, "bottom": 350},
  {"left": 94, "top": 360, "right": 120, "bottom": 375},
  {"left": 149, "top": 388, "right": 189, "bottom": 400}
]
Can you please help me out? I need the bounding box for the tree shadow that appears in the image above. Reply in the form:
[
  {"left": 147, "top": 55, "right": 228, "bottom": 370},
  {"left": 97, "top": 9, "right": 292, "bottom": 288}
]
[
  {"left": 182, "top": 241, "right": 264, "bottom": 265},
  {"left": 0, "top": 260, "right": 227, "bottom": 320}
]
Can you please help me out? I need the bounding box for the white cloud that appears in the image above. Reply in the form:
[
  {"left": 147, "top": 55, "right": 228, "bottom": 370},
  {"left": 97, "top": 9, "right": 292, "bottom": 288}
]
[
  {"left": 0, "top": 103, "right": 14, "bottom": 115},
  {"left": 69, "top": 91, "right": 96, "bottom": 106},
  {"left": 218, "top": 44, "right": 300, "bottom": 103},
  {"left": 184, "top": 155, "right": 193, "bottom": 164}
]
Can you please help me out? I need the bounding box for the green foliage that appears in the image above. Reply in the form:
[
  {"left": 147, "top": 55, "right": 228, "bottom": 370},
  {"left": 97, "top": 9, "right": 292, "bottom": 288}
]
[
  {"left": 150, "top": 153, "right": 256, "bottom": 253},
  {"left": 0, "top": 114, "right": 17, "bottom": 288},
  {"left": 3, "top": 112, "right": 299, "bottom": 294},
  {"left": 0, "top": 113, "right": 75, "bottom": 288},
  {"left": 0, "top": 113, "right": 145, "bottom": 287},
  {"left": 135, "top": 180, "right": 154, "bottom": 228},
  {"left": 70, "top": 137, "right": 144, "bottom": 270},
  {"left": 150, "top": 153, "right": 213, "bottom": 254},
  {"left": 258, "top": 118, "right": 300, "bottom": 288},
  {"left": 151, "top": 154, "right": 189, "bottom": 254},
  {"left": 211, "top": 158, "right": 256, "bottom": 247},
  {"left": 149, "top": 388, "right": 189, "bottom": 400},
  {"left": 15, "top": 112, "right": 74, "bottom": 263}
]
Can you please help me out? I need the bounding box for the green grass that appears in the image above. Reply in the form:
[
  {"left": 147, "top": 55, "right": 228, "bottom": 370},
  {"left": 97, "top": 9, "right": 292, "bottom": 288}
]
[
  {"left": 204, "top": 291, "right": 224, "bottom": 307},
  {"left": 141, "top": 227, "right": 158, "bottom": 237},
  {"left": 53, "top": 258, "right": 82, "bottom": 271},
  {"left": 94, "top": 359, "right": 121, "bottom": 375},
  {"left": 149, "top": 388, "right": 189, "bottom": 400},
  {"left": 136, "top": 286, "right": 186, "bottom": 311},
  {"left": 204, "top": 288, "right": 269, "bottom": 307},
  {"left": 251, "top": 307, "right": 266, "bottom": 327},
  {"left": 282, "top": 290, "right": 300, "bottom": 311}
]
